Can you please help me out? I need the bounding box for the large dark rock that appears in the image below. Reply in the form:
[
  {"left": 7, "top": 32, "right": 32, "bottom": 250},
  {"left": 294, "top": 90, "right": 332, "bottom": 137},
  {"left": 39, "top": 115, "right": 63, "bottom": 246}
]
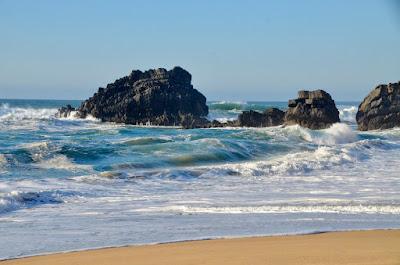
[
  {"left": 356, "top": 81, "right": 400, "bottom": 131},
  {"left": 284, "top": 90, "right": 340, "bottom": 129},
  {"left": 57, "top": 67, "right": 208, "bottom": 127},
  {"left": 238, "top": 108, "right": 285, "bottom": 127}
]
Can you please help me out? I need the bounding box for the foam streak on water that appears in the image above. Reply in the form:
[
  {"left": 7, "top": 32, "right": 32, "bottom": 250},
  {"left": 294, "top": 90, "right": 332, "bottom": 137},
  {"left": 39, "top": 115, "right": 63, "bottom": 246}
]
[{"left": 0, "top": 99, "right": 399, "bottom": 259}]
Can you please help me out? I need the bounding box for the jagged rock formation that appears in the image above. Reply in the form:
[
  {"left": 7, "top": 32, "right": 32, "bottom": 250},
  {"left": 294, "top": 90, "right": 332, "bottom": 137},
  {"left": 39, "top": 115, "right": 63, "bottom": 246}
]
[
  {"left": 237, "top": 108, "right": 285, "bottom": 127},
  {"left": 284, "top": 90, "right": 340, "bottom": 129},
  {"left": 56, "top": 69, "right": 346, "bottom": 130},
  {"left": 56, "top": 104, "right": 76, "bottom": 118},
  {"left": 57, "top": 67, "right": 208, "bottom": 128},
  {"left": 356, "top": 81, "right": 400, "bottom": 131}
]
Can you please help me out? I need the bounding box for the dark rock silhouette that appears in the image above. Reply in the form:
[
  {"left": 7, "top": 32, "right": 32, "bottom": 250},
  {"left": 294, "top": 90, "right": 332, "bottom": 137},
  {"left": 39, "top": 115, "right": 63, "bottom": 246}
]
[
  {"left": 56, "top": 104, "right": 76, "bottom": 118},
  {"left": 56, "top": 69, "right": 346, "bottom": 130},
  {"left": 284, "top": 90, "right": 340, "bottom": 129},
  {"left": 57, "top": 67, "right": 208, "bottom": 127},
  {"left": 356, "top": 81, "right": 400, "bottom": 131},
  {"left": 238, "top": 108, "right": 284, "bottom": 127}
]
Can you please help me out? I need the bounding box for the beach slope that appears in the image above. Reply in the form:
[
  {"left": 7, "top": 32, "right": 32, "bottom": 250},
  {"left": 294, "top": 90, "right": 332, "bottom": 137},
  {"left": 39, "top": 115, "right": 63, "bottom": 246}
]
[{"left": 2, "top": 230, "right": 400, "bottom": 265}]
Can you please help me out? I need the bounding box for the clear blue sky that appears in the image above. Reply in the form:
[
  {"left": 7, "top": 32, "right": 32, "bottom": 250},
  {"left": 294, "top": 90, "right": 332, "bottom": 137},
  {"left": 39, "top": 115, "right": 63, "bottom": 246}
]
[{"left": 0, "top": 0, "right": 399, "bottom": 101}]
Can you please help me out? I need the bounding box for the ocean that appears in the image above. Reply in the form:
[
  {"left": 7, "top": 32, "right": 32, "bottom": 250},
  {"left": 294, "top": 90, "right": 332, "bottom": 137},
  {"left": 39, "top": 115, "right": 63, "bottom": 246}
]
[{"left": 0, "top": 99, "right": 399, "bottom": 259}]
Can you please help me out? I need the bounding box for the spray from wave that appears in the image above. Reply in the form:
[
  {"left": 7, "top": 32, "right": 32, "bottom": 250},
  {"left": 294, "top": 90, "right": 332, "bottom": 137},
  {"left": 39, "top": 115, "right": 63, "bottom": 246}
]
[
  {"left": 287, "top": 123, "right": 358, "bottom": 145},
  {"left": 339, "top": 106, "right": 358, "bottom": 123},
  {"left": 0, "top": 104, "right": 57, "bottom": 122}
]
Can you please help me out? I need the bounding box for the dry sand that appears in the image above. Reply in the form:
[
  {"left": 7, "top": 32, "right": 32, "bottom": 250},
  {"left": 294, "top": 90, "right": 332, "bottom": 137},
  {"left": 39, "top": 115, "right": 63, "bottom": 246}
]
[{"left": 2, "top": 230, "right": 400, "bottom": 265}]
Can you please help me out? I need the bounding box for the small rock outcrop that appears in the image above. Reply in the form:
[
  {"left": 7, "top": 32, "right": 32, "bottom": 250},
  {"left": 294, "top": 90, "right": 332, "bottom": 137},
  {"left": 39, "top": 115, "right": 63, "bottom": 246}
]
[
  {"left": 56, "top": 104, "right": 76, "bottom": 118},
  {"left": 284, "top": 90, "right": 340, "bottom": 129},
  {"left": 238, "top": 108, "right": 285, "bottom": 127},
  {"left": 57, "top": 67, "right": 208, "bottom": 127},
  {"left": 356, "top": 82, "right": 400, "bottom": 131}
]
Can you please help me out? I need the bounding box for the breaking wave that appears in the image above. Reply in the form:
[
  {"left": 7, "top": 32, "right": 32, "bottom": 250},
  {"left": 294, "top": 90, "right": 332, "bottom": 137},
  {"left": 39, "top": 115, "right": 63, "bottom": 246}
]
[
  {"left": 135, "top": 204, "right": 400, "bottom": 215},
  {"left": 37, "top": 155, "right": 92, "bottom": 170},
  {"left": 59, "top": 110, "right": 100, "bottom": 122},
  {"left": 339, "top": 106, "right": 358, "bottom": 123},
  {"left": 208, "top": 101, "right": 277, "bottom": 113},
  {"left": 0, "top": 190, "right": 64, "bottom": 214},
  {"left": 204, "top": 146, "right": 353, "bottom": 177},
  {"left": 0, "top": 104, "right": 57, "bottom": 122},
  {"left": 203, "top": 137, "right": 393, "bottom": 178},
  {"left": 283, "top": 123, "right": 358, "bottom": 145},
  {"left": 208, "top": 101, "right": 246, "bottom": 111},
  {"left": 0, "top": 103, "right": 100, "bottom": 126}
]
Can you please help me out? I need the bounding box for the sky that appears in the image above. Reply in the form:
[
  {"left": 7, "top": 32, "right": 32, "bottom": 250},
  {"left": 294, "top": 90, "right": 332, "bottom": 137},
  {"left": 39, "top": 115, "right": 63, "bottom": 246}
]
[{"left": 0, "top": 0, "right": 399, "bottom": 101}]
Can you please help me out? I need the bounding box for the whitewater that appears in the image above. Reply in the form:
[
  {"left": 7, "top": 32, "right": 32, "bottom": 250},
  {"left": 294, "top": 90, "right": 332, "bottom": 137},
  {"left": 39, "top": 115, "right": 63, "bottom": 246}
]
[{"left": 0, "top": 99, "right": 399, "bottom": 259}]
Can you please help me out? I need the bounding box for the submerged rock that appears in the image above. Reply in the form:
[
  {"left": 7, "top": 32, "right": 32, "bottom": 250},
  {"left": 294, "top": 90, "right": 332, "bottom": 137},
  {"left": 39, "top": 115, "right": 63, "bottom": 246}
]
[
  {"left": 356, "top": 81, "right": 400, "bottom": 131},
  {"left": 284, "top": 90, "right": 340, "bottom": 129},
  {"left": 58, "top": 67, "right": 208, "bottom": 127},
  {"left": 238, "top": 108, "right": 284, "bottom": 127}
]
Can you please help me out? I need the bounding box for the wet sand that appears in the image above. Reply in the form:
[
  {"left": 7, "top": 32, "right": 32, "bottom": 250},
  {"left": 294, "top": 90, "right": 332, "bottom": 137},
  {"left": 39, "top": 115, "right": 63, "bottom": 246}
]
[{"left": 2, "top": 230, "right": 400, "bottom": 265}]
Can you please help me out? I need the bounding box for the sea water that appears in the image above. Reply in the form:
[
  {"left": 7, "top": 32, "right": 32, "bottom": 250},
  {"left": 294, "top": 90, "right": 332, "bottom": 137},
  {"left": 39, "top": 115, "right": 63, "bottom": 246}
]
[{"left": 0, "top": 99, "right": 399, "bottom": 259}]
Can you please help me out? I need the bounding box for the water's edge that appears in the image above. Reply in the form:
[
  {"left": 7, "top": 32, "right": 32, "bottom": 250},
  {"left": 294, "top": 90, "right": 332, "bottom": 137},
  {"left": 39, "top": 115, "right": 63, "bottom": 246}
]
[{"left": 2, "top": 228, "right": 398, "bottom": 261}]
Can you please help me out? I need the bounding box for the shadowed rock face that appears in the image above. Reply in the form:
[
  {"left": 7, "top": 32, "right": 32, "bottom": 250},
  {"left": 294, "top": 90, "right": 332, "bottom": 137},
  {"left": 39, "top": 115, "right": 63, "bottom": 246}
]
[
  {"left": 356, "top": 82, "right": 400, "bottom": 131},
  {"left": 238, "top": 108, "right": 285, "bottom": 127},
  {"left": 58, "top": 67, "right": 208, "bottom": 127},
  {"left": 284, "top": 90, "right": 340, "bottom": 129}
]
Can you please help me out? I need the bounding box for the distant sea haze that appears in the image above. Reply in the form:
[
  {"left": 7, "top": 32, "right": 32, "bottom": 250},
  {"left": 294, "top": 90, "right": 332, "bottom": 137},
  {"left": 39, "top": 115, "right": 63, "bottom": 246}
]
[{"left": 0, "top": 99, "right": 399, "bottom": 259}]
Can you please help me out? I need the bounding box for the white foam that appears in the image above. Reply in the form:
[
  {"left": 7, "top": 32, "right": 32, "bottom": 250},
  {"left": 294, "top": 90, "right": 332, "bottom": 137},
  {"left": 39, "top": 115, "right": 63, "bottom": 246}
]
[
  {"left": 0, "top": 190, "right": 62, "bottom": 214},
  {"left": 20, "top": 141, "right": 50, "bottom": 150},
  {"left": 37, "top": 155, "right": 92, "bottom": 170},
  {"left": 0, "top": 104, "right": 57, "bottom": 122},
  {"left": 59, "top": 110, "right": 100, "bottom": 122},
  {"left": 281, "top": 124, "right": 357, "bottom": 145},
  {"left": 72, "top": 172, "right": 124, "bottom": 183},
  {"left": 213, "top": 117, "right": 237, "bottom": 123},
  {"left": 203, "top": 144, "right": 357, "bottom": 177},
  {"left": 339, "top": 106, "right": 358, "bottom": 123},
  {"left": 17, "top": 141, "right": 52, "bottom": 162},
  {"left": 310, "top": 123, "right": 358, "bottom": 145},
  {"left": 193, "top": 138, "right": 224, "bottom": 146},
  {"left": 134, "top": 204, "right": 400, "bottom": 215}
]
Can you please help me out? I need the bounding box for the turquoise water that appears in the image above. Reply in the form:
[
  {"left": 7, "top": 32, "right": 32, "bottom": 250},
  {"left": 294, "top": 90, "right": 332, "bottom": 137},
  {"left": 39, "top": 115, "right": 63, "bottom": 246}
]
[{"left": 0, "top": 99, "right": 399, "bottom": 259}]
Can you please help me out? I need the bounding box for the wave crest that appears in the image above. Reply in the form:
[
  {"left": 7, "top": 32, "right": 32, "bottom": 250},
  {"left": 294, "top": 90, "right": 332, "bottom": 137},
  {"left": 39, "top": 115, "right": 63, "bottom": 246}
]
[
  {"left": 37, "top": 155, "right": 92, "bottom": 170},
  {"left": 135, "top": 204, "right": 400, "bottom": 214},
  {"left": 282, "top": 123, "right": 357, "bottom": 145},
  {"left": 0, "top": 190, "right": 63, "bottom": 214},
  {"left": 0, "top": 104, "right": 57, "bottom": 122},
  {"left": 339, "top": 106, "right": 358, "bottom": 123}
]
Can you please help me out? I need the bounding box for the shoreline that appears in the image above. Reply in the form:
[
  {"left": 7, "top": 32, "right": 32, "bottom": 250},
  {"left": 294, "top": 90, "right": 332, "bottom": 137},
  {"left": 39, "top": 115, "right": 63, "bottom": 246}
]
[
  {"left": 2, "top": 229, "right": 400, "bottom": 265},
  {"left": 0, "top": 229, "right": 333, "bottom": 261}
]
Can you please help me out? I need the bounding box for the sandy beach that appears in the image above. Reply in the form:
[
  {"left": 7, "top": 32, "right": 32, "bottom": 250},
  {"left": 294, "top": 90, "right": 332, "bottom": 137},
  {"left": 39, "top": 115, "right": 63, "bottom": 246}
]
[{"left": 2, "top": 230, "right": 399, "bottom": 265}]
